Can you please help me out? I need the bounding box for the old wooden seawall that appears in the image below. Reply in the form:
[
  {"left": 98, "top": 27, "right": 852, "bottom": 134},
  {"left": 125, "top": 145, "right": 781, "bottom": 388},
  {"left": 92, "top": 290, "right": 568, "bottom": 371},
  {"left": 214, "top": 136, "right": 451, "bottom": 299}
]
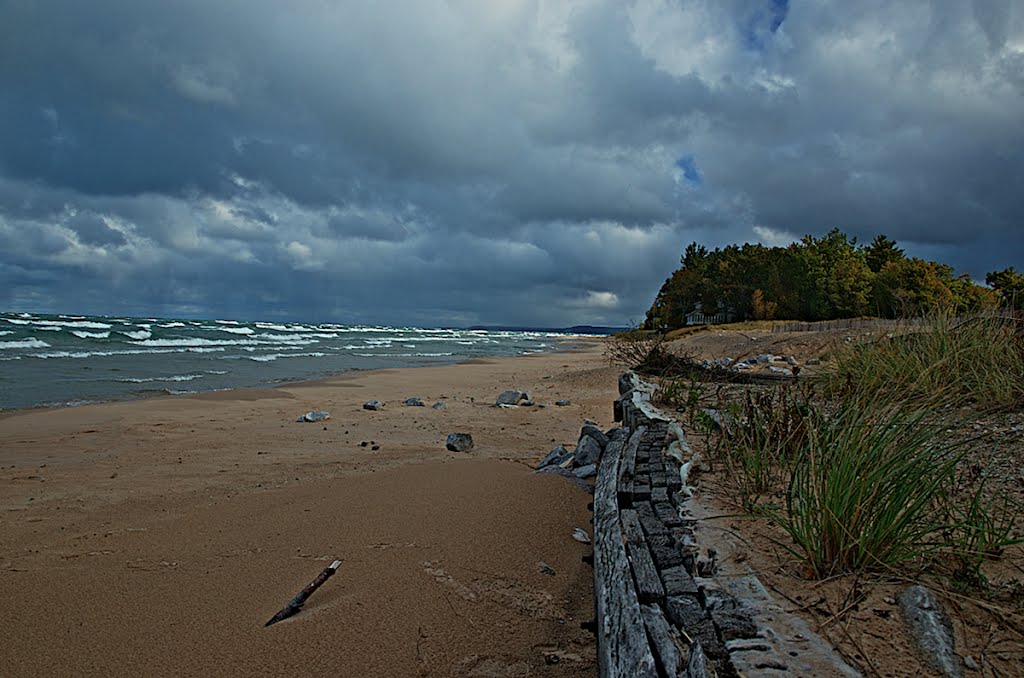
[{"left": 592, "top": 371, "right": 859, "bottom": 677}]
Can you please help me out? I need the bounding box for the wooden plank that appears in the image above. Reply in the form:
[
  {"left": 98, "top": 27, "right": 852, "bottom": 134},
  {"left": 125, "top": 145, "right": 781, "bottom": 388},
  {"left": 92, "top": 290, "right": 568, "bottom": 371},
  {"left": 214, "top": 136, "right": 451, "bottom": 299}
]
[
  {"left": 622, "top": 507, "right": 665, "bottom": 604},
  {"left": 619, "top": 425, "right": 643, "bottom": 486},
  {"left": 628, "top": 540, "right": 665, "bottom": 604},
  {"left": 617, "top": 425, "right": 644, "bottom": 507},
  {"left": 641, "top": 603, "right": 686, "bottom": 678},
  {"left": 594, "top": 428, "right": 657, "bottom": 678}
]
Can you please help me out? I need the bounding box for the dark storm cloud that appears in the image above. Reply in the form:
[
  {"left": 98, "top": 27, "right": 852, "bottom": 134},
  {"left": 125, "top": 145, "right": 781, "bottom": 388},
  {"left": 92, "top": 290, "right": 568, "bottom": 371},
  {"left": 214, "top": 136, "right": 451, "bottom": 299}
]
[{"left": 1, "top": 0, "right": 1022, "bottom": 324}]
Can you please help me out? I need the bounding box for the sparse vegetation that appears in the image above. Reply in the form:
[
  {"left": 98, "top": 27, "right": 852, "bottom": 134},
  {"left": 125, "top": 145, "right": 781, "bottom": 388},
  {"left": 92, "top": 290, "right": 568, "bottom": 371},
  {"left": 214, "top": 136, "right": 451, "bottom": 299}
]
[
  {"left": 655, "top": 311, "right": 1024, "bottom": 585},
  {"left": 827, "top": 312, "right": 1024, "bottom": 410}
]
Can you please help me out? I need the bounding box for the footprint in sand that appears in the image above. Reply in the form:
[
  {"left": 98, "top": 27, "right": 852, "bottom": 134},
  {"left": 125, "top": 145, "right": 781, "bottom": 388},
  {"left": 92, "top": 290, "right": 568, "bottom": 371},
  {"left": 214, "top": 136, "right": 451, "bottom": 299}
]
[
  {"left": 422, "top": 561, "right": 478, "bottom": 601},
  {"left": 421, "top": 562, "right": 558, "bottom": 619}
]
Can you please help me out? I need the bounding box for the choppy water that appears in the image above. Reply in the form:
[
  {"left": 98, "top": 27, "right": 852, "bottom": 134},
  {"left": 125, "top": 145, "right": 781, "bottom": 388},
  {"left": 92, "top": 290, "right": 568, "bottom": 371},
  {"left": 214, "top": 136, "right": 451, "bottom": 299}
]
[{"left": 0, "top": 312, "right": 578, "bottom": 411}]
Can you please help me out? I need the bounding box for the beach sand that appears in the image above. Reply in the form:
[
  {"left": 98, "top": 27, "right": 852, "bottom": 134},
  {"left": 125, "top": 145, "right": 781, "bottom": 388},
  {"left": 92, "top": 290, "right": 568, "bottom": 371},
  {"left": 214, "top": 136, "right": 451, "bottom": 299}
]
[{"left": 0, "top": 342, "right": 617, "bottom": 677}]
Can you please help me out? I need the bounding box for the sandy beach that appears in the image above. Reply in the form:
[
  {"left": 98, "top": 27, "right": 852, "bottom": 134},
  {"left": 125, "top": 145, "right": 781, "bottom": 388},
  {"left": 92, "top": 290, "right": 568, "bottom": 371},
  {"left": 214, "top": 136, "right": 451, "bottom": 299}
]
[{"left": 0, "top": 342, "right": 617, "bottom": 677}]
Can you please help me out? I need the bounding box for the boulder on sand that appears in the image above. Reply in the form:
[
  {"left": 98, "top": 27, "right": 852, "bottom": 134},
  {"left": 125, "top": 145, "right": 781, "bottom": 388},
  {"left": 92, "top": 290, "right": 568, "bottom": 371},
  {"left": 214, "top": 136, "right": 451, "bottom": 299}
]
[
  {"left": 363, "top": 400, "right": 383, "bottom": 411},
  {"left": 536, "top": 445, "right": 573, "bottom": 469},
  {"left": 495, "top": 390, "right": 529, "bottom": 406},
  {"left": 445, "top": 432, "right": 474, "bottom": 452},
  {"left": 574, "top": 435, "right": 602, "bottom": 467},
  {"left": 296, "top": 410, "right": 330, "bottom": 423}
]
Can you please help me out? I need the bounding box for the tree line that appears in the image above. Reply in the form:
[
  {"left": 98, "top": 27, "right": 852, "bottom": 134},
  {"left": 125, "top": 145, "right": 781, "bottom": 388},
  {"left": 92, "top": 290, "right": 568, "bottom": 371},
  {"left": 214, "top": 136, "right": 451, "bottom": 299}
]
[{"left": 644, "top": 229, "right": 1023, "bottom": 329}]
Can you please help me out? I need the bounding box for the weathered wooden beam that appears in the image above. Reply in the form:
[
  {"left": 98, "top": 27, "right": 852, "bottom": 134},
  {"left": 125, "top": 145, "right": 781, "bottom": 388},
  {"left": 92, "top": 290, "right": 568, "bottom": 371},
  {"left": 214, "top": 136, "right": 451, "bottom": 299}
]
[
  {"left": 594, "top": 429, "right": 657, "bottom": 677},
  {"left": 641, "top": 603, "right": 687, "bottom": 678},
  {"left": 617, "top": 424, "right": 644, "bottom": 507}
]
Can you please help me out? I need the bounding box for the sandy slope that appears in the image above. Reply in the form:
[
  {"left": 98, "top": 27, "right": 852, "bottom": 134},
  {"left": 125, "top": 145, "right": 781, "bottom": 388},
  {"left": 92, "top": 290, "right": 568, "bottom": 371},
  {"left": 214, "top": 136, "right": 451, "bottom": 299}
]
[{"left": 0, "top": 342, "right": 618, "bottom": 677}]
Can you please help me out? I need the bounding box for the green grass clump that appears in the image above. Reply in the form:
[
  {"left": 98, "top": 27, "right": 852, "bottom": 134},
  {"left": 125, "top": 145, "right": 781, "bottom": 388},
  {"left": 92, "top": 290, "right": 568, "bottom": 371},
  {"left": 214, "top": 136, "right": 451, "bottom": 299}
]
[
  {"left": 771, "top": 392, "right": 961, "bottom": 577},
  {"left": 828, "top": 312, "right": 1024, "bottom": 410}
]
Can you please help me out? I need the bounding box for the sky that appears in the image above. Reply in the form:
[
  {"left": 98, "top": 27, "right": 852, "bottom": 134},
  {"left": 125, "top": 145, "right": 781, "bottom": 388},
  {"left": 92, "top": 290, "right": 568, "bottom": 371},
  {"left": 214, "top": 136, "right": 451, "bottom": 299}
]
[{"left": 1, "top": 0, "right": 1022, "bottom": 327}]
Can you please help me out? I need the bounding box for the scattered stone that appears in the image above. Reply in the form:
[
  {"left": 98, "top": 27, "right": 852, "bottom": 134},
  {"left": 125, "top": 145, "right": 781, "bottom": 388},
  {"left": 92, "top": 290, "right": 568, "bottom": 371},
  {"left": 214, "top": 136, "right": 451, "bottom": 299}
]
[
  {"left": 714, "top": 357, "right": 734, "bottom": 367},
  {"left": 496, "top": 403, "right": 519, "bottom": 409},
  {"left": 495, "top": 389, "right": 529, "bottom": 406},
  {"left": 768, "top": 365, "right": 791, "bottom": 375},
  {"left": 755, "top": 353, "right": 773, "bottom": 364},
  {"left": 571, "top": 527, "right": 591, "bottom": 543},
  {"left": 964, "top": 656, "right": 980, "bottom": 671},
  {"left": 371, "top": 445, "right": 380, "bottom": 451},
  {"left": 785, "top": 355, "right": 798, "bottom": 365},
  {"left": 445, "top": 432, "right": 474, "bottom": 452},
  {"left": 537, "top": 561, "right": 556, "bottom": 576},
  {"left": 297, "top": 410, "right": 330, "bottom": 422},
  {"left": 521, "top": 399, "right": 535, "bottom": 406},
  {"left": 806, "top": 358, "right": 821, "bottom": 365},
  {"left": 362, "top": 400, "right": 383, "bottom": 411},
  {"left": 572, "top": 464, "right": 597, "bottom": 478},
  {"left": 555, "top": 399, "right": 571, "bottom": 406},
  {"left": 360, "top": 441, "right": 369, "bottom": 447},
  {"left": 403, "top": 397, "right": 425, "bottom": 407},
  {"left": 431, "top": 401, "right": 447, "bottom": 409},
  {"left": 580, "top": 425, "right": 610, "bottom": 449},
  {"left": 574, "top": 435, "right": 602, "bottom": 466},
  {"left": 899, "top": 585, "right": 962, "bottom": 678},
  {"left": 734, "top": 362, "right": 752, "bottom": 370},
  {"left": 536, "top": 445, "right": 573, "bottom": 470}
]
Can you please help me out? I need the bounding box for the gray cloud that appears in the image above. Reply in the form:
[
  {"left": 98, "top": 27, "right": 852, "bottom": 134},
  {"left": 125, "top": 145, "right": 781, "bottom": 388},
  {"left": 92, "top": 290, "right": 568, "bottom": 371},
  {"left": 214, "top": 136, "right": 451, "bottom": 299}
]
[{"left": 1, "top": 0, "right": 1021, "bottom": 325}]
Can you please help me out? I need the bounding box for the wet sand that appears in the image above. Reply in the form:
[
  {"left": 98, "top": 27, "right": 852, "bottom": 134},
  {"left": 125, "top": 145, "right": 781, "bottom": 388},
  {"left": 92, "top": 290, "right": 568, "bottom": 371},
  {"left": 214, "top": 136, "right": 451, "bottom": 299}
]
[{"left": 0, "top": 342, "right": 618, "bottom": 677}]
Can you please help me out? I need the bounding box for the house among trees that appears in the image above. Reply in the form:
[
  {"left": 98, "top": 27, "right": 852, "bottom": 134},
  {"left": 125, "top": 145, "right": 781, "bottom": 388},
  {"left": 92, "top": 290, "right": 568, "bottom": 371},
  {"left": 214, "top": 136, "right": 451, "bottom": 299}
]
[{"left": 684, "top": 302, "right": 736, "bottom": 326}]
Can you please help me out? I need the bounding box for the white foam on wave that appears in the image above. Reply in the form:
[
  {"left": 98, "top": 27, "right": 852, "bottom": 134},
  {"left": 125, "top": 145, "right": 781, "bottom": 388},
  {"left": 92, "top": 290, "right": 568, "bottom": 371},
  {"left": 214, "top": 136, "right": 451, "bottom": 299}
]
[
  {"left": 217, "top": 326, "right": 255, "bottom": 335},
  {"left": 1, "top": 338, "right": 50, "bottom": 349},
  {"left": 33, "top": 319, "right": 113, "bottom": 330},
  {"left": 118, "top": 373, "right": 207, "bottom": 383},
  {"left": 31, "top": 347, "right": 227, "bottom": 359},
  {"left": 253, "top": 333, "right": 321, "bottom": 344},
  {"left": 354, "top": 352, "right": 455, "bottom": 358},
  {"left": 120, "top": 330, "right": 152, "bottom": 340},
  {"left": 159, "top": 322, "right": 186, "bottom": 328},
  {"left": 71, "top": 330, "right": 110, "bottom": 339},
  {"left": 131, "top": 337, "right": 260, "bottom": 348},
  {"left": 0, "top": 331, "right": 12, "bottom": 336},
  {"left": 255, "top": 322, "right": 289, "bottom": 331},
  {"left": 5, "top": 318, "right": 31, "bottom": 325},
  {"left": 215, "top": 319, "right": 241, "bottom": 325},
  {"left": 247, "top": 351, "right": 328, "bottom": 362}
]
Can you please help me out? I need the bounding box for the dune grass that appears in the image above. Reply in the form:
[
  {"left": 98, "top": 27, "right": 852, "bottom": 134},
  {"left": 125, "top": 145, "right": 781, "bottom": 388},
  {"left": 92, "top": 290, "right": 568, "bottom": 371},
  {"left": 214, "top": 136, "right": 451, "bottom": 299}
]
[
  {"left": 826, "top": 312, "right": 1024, "bottom": 411},
  {"left": 771, "top": 391, "right": 961, "bottom": 577},
  {"left": 694, "top": 312, "right": 1024, "bottom": 580}
]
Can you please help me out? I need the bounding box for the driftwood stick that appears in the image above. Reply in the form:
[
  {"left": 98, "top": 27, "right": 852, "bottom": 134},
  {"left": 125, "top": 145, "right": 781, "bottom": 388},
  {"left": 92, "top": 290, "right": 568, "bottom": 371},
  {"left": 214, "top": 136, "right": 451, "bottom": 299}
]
[{"left": 264, "top": 559, "right": 341, "bottom": 627}]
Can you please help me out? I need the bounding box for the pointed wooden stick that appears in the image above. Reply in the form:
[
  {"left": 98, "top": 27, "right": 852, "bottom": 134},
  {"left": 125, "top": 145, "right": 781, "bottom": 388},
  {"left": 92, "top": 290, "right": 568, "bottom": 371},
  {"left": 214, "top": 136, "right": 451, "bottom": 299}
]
[{"left": 264, "top": 559, "right": 341, "bottom": 627}]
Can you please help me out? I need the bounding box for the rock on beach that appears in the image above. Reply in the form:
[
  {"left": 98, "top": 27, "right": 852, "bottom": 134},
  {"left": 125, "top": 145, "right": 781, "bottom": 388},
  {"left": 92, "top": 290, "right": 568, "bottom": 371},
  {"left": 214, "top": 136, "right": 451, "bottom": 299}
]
[{"left": 445, "top": 432, "right": 474, "bottom": 452}]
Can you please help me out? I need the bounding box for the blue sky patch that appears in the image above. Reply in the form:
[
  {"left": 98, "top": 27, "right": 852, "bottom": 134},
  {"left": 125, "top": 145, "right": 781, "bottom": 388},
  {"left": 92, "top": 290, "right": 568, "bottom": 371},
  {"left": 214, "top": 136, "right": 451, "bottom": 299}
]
[
  {"left": 742, "top": 0, "right": 790, "bottom": 50},
  {"left": 676, "top": 155, "right": 702, "bottom": 185}
]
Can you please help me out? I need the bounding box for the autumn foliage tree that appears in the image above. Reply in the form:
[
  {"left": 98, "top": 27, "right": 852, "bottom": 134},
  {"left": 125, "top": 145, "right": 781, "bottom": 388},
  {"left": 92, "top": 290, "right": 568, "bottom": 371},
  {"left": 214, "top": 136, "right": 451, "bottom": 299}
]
[{"left": 644, "top": 230, "right": 998, "bottom": 329}]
